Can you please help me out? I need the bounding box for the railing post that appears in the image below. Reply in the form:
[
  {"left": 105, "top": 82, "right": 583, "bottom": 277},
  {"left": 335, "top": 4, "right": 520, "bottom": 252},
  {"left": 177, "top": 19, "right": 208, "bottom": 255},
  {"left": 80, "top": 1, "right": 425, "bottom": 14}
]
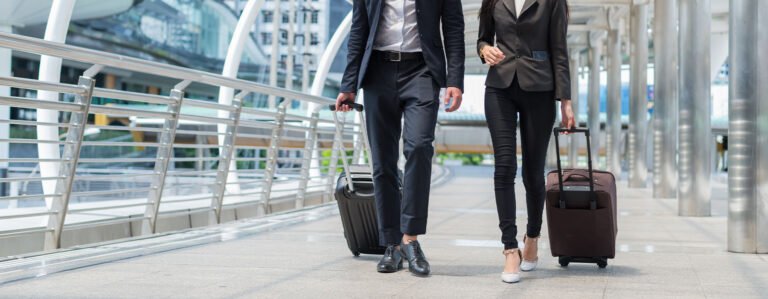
[
  {"left": 141, "top": 82, "right": 187, "bottom": 235},
  {"left": 296, "top": 111, "right": 320, "bottom": 209},
  {"left": 43, "top": 75, "right": 94, "bottom": 250},
  {"left": 209, "top": 92, "right": 246, "bottom": 225},
  {"left": 262, "top": 105, "right": 286, "bottom": 213}
]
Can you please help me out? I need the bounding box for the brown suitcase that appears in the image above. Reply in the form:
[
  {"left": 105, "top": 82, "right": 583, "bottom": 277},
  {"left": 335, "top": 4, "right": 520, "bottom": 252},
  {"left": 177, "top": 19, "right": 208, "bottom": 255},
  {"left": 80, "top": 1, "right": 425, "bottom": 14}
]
[{"left": 545, "top": 128, "right": 617, "bottom": 268}]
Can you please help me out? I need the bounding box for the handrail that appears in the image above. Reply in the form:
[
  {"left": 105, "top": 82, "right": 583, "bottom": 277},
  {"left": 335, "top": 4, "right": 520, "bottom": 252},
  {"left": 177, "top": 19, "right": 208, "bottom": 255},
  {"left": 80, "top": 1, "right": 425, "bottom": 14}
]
[
  {"left": 0, "top": 32, "right": 334, "bottom": 107},
  {"left": 0, "top": 31, "right": 366, "bottom": 256}
]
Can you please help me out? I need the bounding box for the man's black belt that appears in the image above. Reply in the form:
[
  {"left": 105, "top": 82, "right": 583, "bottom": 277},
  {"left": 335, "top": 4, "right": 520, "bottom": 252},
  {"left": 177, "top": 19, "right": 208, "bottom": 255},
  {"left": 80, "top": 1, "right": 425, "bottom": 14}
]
[{"left": 373, "top": 50, "right": 423, "bottom": 62}]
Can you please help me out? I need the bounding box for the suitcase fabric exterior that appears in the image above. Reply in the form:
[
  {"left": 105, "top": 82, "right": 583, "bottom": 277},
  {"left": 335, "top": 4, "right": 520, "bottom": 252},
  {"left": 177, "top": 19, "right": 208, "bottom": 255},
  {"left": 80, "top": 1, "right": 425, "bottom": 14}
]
[{"left": 545, "top": 128, "right": 618, "bottom": 267}]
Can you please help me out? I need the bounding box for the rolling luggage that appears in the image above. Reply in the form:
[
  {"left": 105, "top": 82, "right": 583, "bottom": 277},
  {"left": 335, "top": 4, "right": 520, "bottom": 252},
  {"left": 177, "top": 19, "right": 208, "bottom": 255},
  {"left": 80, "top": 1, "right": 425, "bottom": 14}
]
[
  {"left": 545, "top": 127, "right": 618, "bottom": 268},
  {"left": 329, "top": 102, "right": 400, "bottom": 256}
]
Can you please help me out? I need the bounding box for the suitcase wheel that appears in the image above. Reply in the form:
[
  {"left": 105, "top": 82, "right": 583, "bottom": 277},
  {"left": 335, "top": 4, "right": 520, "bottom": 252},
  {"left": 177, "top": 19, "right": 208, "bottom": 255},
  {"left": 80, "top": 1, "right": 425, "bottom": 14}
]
[
  {"left": 353, "top": 251, "right": 360, "bottom": 257},
  {"left": 558, "top": 256, "right": 570, "bottom": 267},
  {"left": 597, "top": 258, "right": 608, "bottom": 269}
]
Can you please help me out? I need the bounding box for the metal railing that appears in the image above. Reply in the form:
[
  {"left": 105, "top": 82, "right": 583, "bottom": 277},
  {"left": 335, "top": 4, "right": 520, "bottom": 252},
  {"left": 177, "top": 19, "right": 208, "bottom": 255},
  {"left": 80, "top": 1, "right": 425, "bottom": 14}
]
[{"left": 0, "top": 32, "right": 367, "bottom": 253}]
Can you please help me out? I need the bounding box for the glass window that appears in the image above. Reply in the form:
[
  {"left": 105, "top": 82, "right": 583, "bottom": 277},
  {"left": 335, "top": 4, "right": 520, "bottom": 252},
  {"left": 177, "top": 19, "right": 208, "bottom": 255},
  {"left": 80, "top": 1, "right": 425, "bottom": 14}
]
[
  {"left": 262, "top": 32, "right": 272, "bottom": 45},
  {"left": 311, "top": 11, "right": 319, "bottom": 24},
  {"left": 263, "top": 11, "right": 273, "bottom": 23},
  {"left": 310, "top": 33, "right": 319, "bottom": 45}
]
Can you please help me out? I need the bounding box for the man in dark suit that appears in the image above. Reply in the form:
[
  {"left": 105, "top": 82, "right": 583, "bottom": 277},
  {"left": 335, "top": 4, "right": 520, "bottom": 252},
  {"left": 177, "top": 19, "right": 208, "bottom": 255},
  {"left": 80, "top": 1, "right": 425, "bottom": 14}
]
[{"left": 335, "top": 0, "right": 465, "bottom": 276}]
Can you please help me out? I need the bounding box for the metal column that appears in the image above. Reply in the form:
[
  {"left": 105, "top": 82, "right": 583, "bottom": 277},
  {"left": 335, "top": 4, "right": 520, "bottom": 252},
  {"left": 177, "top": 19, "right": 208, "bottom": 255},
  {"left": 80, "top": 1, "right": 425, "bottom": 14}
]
[
  {"left": 263, "top": 106, "right": 287, "bottom": 213},
  {"left": 568, "top": 51, "right": 581, "bottom": 168},
  {"left": 678, "top": 0, "right": 711, "bottom": 216},
  {"left": 728, "top": 0, "right": 767, "bottom": 253},
  {"left": 43, "top": 76, "right": 94, "bottom": 250},
  {"left": 588, "top": 36, "right": 603, "bottom": 166},
  {"left": 606, "top": 29, "right": 622, "bottom": 175},
  {"left": 209, "top": 93, "right": 245, "bottom": 225},
  {"left": 652, "top": 0, "right": 679, "bottom": 198},
  {"left": 758, "top": 0, "right": 768, "bottom": 253},
  {"left": 628, "top": 3, "right": 649, "bottom": 188},
  {"left": 142, "top": 83, "right": 187, "bottom": 235},
  {"left": 296, "top": 111, "right": 320, "bottom": 209}
]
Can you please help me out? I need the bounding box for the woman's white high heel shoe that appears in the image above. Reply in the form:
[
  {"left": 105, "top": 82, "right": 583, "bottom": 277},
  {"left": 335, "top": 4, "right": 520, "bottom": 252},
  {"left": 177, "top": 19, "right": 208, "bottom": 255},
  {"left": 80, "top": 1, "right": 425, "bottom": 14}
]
[
  {"left": 501, "top": 248, "right": 521, "bottom": 283},
  {"left": 520, "top": 236, "right": 539, "bottom": 272}
]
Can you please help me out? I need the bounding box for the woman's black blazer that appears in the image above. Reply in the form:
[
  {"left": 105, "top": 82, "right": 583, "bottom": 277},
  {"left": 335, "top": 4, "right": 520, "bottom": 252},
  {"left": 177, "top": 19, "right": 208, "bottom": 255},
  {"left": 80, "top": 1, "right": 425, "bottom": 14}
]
[{"left": 477, "top": 0, "right": 571, "bottom": 100}]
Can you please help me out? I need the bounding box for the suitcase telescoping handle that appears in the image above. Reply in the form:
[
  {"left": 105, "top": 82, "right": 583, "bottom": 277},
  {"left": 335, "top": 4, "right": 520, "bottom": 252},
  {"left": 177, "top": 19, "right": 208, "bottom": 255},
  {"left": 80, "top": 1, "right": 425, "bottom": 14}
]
[
  {"left": 552, "top": 127, "right": 597, "bottom": 210},
  {"left": 328, "top": 102, "right": 364, "bottom": 112},
  {"left": 329, "top": 100, "right": 373, "bottom": 193}
]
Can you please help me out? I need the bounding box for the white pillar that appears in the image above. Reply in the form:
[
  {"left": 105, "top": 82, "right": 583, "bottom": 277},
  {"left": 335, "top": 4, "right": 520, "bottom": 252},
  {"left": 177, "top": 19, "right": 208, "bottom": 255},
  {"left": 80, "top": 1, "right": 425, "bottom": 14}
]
[
  {"left": 37, "top": 0, "right": 76, "bottom": 201},
  {"left": 217, "top": 0, "right": 265, "bottom": 194},
  {"left": 0, "top": 24, "right": 11, "bottom": 196}
]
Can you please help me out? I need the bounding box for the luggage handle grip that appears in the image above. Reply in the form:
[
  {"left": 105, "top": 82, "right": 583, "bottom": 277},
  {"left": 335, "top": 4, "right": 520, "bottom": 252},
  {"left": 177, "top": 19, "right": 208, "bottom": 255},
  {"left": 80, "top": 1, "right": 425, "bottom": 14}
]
[
  {"left": 552, "top": 127, "right": 597, "bottom": 210},
  {"left": 328, "top": 101, "right": 364, "bottom": 112}
]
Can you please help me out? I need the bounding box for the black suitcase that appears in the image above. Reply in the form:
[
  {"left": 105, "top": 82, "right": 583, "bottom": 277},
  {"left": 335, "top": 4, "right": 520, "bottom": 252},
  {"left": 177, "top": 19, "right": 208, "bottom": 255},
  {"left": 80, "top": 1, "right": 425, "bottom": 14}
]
[
  {"left": 334, "top": 166, "right": 384, "bottom": 256},
  {"left": 329, "top": 102, "right": 399, "bottom": 256}
]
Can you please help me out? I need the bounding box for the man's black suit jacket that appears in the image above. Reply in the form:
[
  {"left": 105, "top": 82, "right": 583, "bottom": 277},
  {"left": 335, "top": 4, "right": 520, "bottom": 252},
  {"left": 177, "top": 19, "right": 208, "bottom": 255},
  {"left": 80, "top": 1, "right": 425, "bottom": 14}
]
[{"left": 340, "top": 0, "right": 465, "bottom": 93}]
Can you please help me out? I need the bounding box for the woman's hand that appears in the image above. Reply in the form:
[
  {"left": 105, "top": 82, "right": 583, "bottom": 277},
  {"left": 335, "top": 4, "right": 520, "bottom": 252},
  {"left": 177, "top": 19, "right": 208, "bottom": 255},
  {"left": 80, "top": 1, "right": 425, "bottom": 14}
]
[
  {"left": 481, "top": 46, "right": 505, "bottom": 66},
  {"left": 560, "top": 99, "right": 575, "bottom": 134}
]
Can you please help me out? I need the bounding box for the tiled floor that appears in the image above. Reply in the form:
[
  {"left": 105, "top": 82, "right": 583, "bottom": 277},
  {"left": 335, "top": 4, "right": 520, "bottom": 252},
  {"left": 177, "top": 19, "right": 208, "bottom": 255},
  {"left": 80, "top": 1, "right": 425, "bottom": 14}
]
[{"left": 0, "top": 166, "right": 765, "bottom": 298}]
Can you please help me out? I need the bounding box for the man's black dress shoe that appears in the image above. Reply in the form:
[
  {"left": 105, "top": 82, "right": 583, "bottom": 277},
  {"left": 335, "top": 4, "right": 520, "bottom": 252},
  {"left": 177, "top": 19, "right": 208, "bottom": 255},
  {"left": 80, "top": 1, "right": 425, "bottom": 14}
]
[
  {"left": 377, "top": 245, "right": 403, "bottom": 273},
  {"left": 400, "top": 240, "right": 430, "bottom": 276}
]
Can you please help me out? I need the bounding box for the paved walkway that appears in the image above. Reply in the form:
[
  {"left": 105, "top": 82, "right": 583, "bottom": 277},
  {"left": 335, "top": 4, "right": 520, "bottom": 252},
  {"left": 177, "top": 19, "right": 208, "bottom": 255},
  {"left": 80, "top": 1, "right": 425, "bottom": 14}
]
[{"left": 0, "top": 166, "right": 766, "bottom": 298}]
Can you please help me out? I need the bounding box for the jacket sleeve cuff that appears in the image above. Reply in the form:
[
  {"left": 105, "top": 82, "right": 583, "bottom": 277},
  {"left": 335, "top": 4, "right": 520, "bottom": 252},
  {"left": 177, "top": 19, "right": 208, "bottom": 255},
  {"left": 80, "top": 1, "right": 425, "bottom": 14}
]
[
  {"left": 554, "top": 91, "right": 571, "bottom": 101},
  {"left": 477, "top": 41, "right": 491, "bottom": 64},
  {"left": 340, "top": 83, "right": 358, "bottom": 93}
]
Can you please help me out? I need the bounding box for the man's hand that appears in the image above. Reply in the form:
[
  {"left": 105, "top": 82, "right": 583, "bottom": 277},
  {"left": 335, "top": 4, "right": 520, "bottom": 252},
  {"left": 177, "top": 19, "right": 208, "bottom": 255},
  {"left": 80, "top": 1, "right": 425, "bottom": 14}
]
[
  {"left": 443, "top": 87, "right": 463, "bottom": 112},
  {"left": 560, "top": 99, "right": 575, "bottom": 134},
  {"left": 335, "top": 92, "right": 357, "bottom": 112}
]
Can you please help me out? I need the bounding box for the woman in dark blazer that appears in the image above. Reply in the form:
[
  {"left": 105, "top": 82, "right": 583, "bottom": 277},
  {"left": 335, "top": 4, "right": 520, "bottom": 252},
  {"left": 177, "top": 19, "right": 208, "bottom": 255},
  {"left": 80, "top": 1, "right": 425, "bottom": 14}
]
[{"left": 477, "top": 0, "right": 575, "bottom": 283}]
